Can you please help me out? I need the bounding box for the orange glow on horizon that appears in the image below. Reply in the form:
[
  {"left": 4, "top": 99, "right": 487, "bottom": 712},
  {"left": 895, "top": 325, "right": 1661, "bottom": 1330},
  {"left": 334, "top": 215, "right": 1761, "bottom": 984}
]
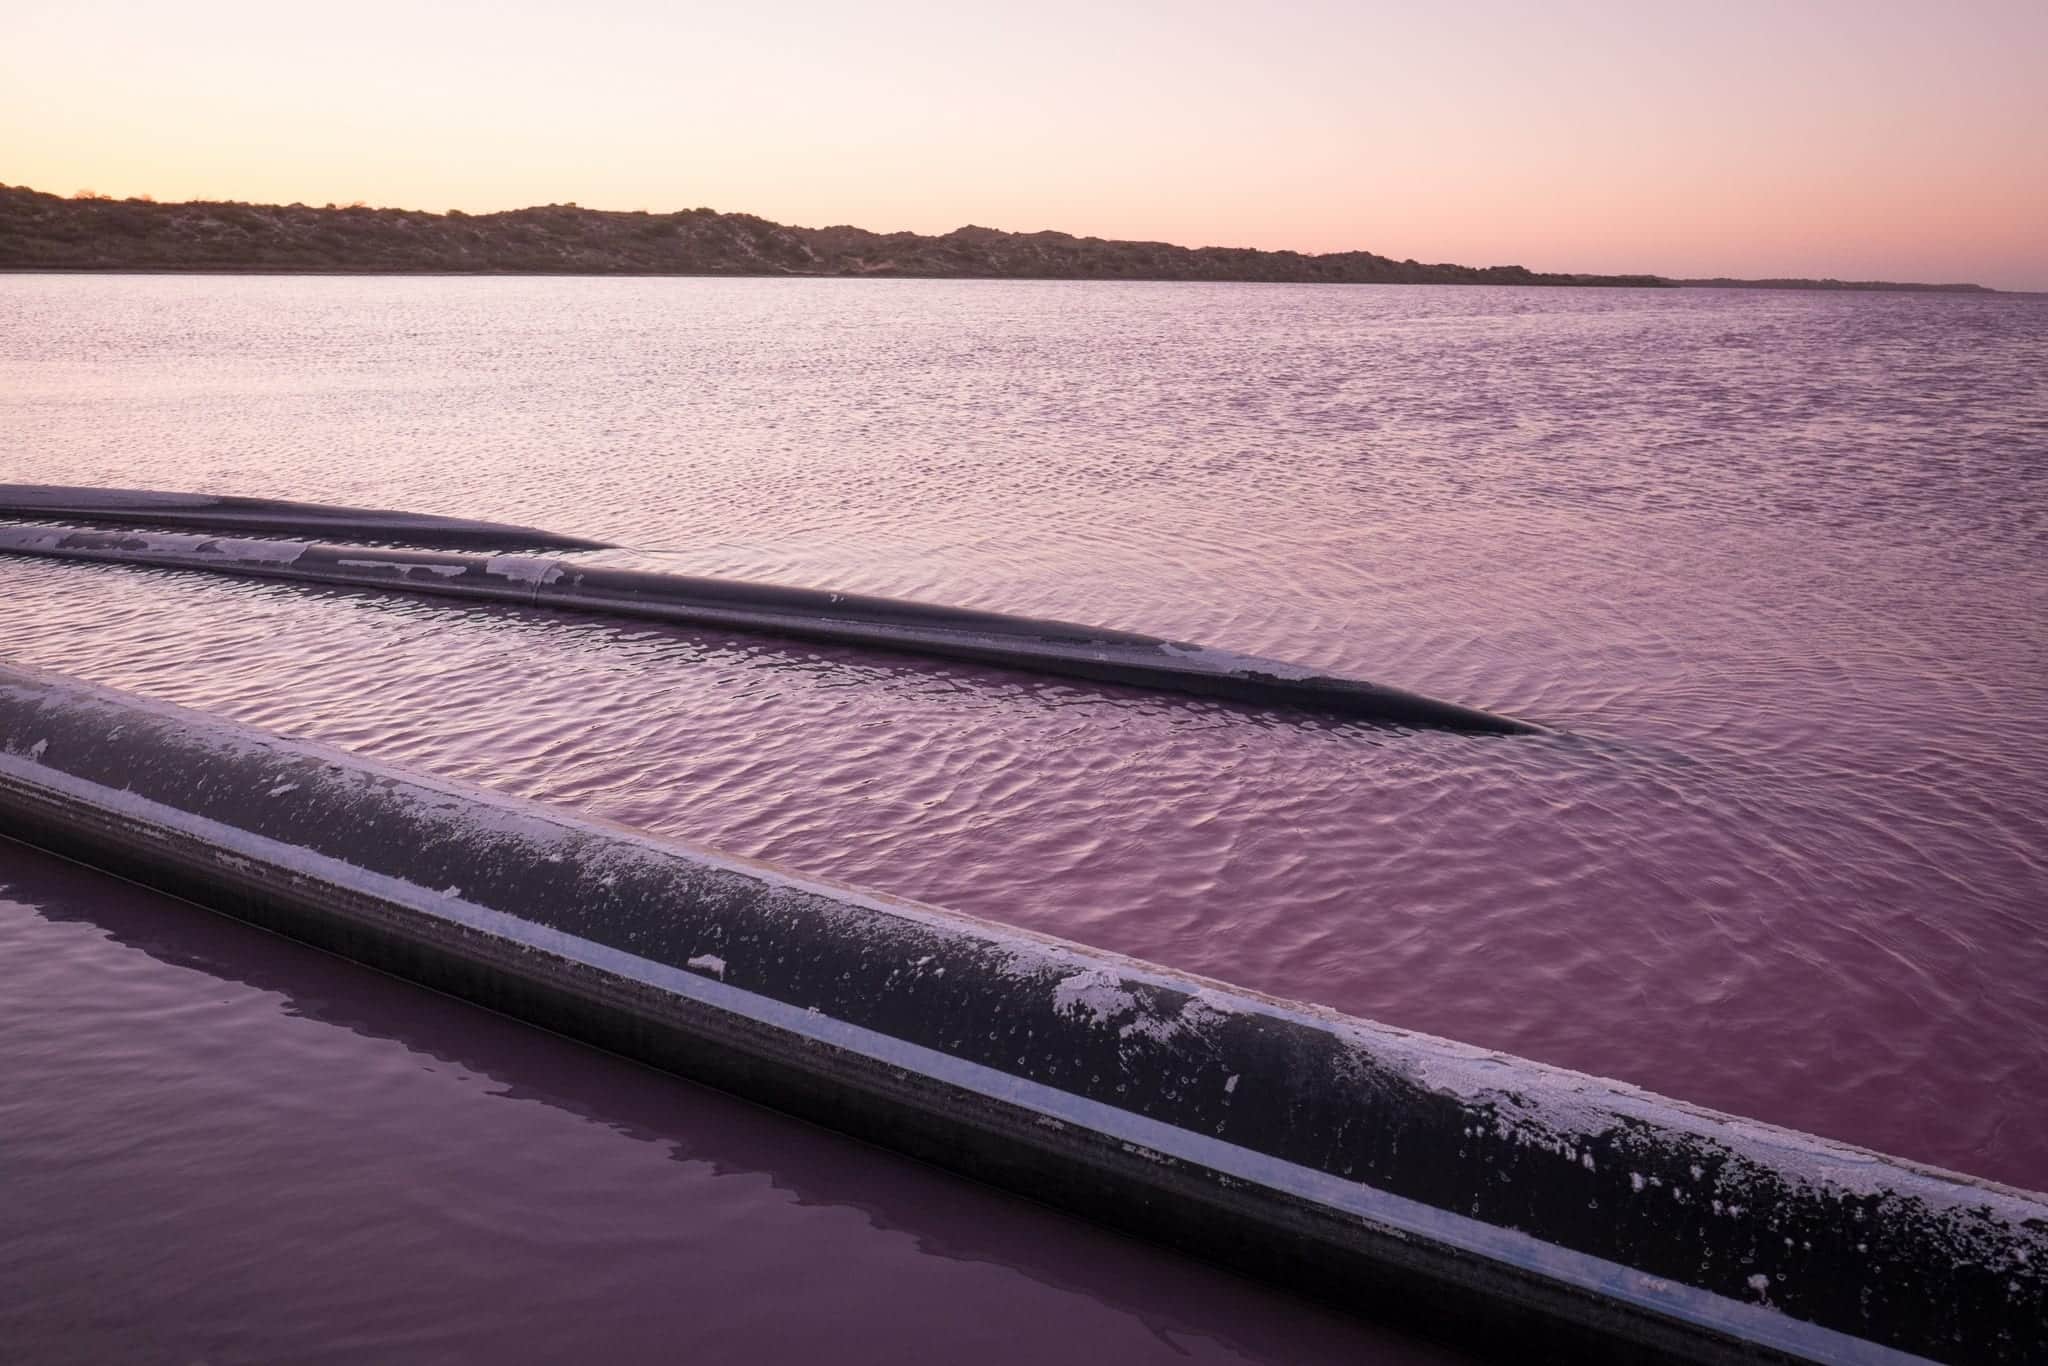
[{"left": 5, "top": 0, "right": 2044, "bottom": 289}]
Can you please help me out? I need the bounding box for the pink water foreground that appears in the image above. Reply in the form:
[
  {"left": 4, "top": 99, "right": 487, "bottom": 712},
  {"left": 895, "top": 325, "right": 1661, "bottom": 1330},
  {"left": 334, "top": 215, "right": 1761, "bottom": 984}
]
[{"left": 2, "top": 274, "right": 2043, "bottom": 1359}]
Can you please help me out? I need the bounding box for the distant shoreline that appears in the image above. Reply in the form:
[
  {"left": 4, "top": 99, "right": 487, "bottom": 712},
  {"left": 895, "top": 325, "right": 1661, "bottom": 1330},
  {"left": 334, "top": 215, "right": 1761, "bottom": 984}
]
[
  {"left": 0, "top": 266, "right": 2004, "bottom": 295},
  {"left": 1674, "top": 277, "right": 1996, "bottom": 294},
  {"left": 0, "top": 184, "right": 1994, "bottom": 293}
]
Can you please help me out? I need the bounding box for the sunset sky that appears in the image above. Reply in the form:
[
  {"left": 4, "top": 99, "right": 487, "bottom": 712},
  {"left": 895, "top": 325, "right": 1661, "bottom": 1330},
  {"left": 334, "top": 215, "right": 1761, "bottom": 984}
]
[{"left": 5, "top": 0, "right": 2044, "bottom": 288}]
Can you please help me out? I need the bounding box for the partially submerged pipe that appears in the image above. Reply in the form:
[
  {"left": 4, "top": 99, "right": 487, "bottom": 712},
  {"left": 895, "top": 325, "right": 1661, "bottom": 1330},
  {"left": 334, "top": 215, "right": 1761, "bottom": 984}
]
[
  {"left": 1, "top": 661, "right": 2040, "bottom": 1364},
  {"left": 0, "top": 482, "right": 615, "bottom": 551},
  {"left": 0, "top": 525, "right": 1539, "bottom": 732}
]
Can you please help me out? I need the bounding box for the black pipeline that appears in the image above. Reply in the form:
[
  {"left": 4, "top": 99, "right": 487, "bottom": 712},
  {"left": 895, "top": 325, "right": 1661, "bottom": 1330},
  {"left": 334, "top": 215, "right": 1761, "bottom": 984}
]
[
  {"left": 0, "top": 482, "right": 614, "bottom": 550},
  {"left": 0, "top": 662, "right": 2039, "bottom": 1364},
  {"left": 0, "top": 524, "right": 1538, "bottom": 732}
]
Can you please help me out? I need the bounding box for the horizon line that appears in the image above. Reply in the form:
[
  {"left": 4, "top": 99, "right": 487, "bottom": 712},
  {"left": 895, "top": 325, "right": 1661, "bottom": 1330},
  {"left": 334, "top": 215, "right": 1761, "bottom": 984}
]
[{"left": 7, "top": 181, "right": 2003, "bottom": 294}]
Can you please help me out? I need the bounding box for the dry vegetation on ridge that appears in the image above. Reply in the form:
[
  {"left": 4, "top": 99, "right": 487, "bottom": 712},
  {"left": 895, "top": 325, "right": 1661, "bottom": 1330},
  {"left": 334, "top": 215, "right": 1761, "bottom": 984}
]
[
  {"left": 1, "top": 184, "right": 1666, "bottom": 286},
  {"left": 2, "top": 185, "right": 1989, "bottom": 290}
]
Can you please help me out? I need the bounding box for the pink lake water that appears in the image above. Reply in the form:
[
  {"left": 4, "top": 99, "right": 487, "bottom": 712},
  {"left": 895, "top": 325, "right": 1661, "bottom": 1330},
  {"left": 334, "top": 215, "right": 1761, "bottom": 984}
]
[{"left": 2, "top": 274, "right": 2045, "bottom": 1360}]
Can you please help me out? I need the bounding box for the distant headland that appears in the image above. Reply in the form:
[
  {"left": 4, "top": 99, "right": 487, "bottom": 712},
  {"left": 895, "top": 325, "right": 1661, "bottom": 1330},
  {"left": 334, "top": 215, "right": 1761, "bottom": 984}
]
[{"left": 0, "top": 184, "right": 1993, "bottom": 293}]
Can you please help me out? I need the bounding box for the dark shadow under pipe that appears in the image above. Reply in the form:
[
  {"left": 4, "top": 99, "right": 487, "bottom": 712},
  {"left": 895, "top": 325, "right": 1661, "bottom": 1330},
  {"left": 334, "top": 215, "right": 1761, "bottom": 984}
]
[{"left": 0, "top": 524, "right": 1542, "bottom": 732}]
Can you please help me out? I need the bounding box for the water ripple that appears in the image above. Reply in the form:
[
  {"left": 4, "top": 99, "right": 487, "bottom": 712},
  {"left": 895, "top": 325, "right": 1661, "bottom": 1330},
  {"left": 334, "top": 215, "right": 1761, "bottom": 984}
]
[{"left": 3, "top": 275, "right": 2045, "bottom": 1196}]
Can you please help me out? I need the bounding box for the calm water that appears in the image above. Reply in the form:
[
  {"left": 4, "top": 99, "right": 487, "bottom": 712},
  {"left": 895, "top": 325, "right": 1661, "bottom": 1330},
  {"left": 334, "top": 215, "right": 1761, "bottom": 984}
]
[{"left": 3, "top": 275, "right": 2045, "bottom": 1357}]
